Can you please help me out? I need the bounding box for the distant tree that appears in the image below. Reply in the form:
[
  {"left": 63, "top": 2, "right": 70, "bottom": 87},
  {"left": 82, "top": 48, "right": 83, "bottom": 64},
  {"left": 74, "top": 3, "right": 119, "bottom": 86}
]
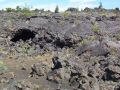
[
  {"left": 115, "top": 7, "right": 119, "bottom": 11},
  {"left": 99, "top": 2, "right": 103, "bottom": 9},
  {"left": 22, "top": 7, "right": 30, "bottom": 13},
  {"left": 55, "top": 5, "right": 59, "bottom": 13},
  {"left": 16, "top": 6, "right": 22, "bottom": 12},
  {"left": 66, "top": 7, "right": 79, "bottom": 12},
  {"left": 114, "top": 7, "right": 119, "bottom": 17},
  {"left": 34, "top": 8, "right": 39, "bottom": 12},
  {"left": 6, "top": 8, "right": 15, "bottom": 12},
  {"left": 84, "top": 7, "right": 91, "bottom": 12}
]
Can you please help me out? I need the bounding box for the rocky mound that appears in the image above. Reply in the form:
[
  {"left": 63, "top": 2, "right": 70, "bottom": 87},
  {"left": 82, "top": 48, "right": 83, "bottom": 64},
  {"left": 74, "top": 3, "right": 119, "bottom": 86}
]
[{"left": 0, "top": 8, "right": 120, "bottom": 90}]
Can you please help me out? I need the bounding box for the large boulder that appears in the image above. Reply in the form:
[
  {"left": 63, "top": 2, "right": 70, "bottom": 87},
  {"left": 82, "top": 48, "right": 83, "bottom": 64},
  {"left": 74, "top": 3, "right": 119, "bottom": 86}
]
[
  {"left": 30, "top": 61, "right": 50, "bottom": 77},
  {"left": 76, "top": 41, "right": 110, "bottom": 57}
]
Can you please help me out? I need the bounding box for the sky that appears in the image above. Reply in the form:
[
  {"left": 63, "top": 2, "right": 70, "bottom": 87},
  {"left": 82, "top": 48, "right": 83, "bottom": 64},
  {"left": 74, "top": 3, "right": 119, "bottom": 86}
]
[{"left": 0, "top": 0, "right": 120, "bottom": 11}]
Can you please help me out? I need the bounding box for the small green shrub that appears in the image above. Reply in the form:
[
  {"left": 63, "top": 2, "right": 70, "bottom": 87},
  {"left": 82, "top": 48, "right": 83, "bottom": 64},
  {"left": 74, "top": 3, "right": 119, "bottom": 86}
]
[
  {"left": 0, "top": 61, "right": 4, "bottom": 66},
  {"left": 0, "top": 61, "right": 8, "bottom": 73},
  {"left": 61, "top": 11, "right": 71, "bottom": 18},
  {"left": 18, "top": 43, "right": 35, "bottom": 54},
  {"left": 92, "top": 21, "right": 100, "bottom": 34},
  {"left": 80, "top": 39, "right": 88, "bottom": 45},
  {"left": 113, "top": 34, "right": 120, "bottom": 40}
]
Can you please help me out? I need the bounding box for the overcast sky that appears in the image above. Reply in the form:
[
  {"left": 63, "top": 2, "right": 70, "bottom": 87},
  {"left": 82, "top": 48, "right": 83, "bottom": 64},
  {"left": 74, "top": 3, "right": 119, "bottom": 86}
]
[{"left": 0, "top": 0, "right": 120, "bottom": 11}]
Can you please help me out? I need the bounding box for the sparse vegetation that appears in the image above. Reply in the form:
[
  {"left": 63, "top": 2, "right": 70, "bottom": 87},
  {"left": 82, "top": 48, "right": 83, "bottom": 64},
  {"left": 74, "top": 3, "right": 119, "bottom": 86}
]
[
  {"left": 113, "top": 34, "right": 120, "bottom": 40},
  {"left": 80, "top": 39, "right": 88, "bottom": 45},
  {"left": 18, "top": 43, "right": 35, "bottom": 54},
  {"left": 7, "top": 19, "right": 14, "bottom": 31},
  {"left": 61, "top": 11, "right": 71, "bottom": 18},
  {"left": 5, "top": 6, "right": 37, "bottom": 16},
  {"left": 21, "top": 7, "right": 35, "bottom": 16},
  {"left": 92, "top": 21, "right": 100, "bottom": 34},
  {"left": 0, "top": 60, "right": 7, "bottom": 73},
  {"left": 1, "top": 4, "right": 120, "bottom": 90}
]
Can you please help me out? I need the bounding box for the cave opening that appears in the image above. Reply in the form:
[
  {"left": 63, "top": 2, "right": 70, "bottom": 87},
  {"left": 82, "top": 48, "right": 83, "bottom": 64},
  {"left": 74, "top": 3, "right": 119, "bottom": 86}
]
[{"left": 11, "top": 28, "right": 36, "bottom": 42}]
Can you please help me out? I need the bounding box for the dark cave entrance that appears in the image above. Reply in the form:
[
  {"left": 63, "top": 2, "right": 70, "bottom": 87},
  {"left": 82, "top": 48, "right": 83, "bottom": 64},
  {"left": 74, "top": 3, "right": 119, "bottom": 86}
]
[{"left": 11, "top": 28, "right": 36, "bottom": 42}]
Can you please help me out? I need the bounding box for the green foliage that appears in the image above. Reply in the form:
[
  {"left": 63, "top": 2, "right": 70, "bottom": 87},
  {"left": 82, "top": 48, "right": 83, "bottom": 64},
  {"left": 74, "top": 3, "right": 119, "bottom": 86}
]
[
  {"left": 55, "top": 5, "right": 59, "bottom": 13},
  {"left": 61, "top": 11, "right": 71, "bottom": 18},
  {"left": 80, "top": 39, "right": 88, "bottom": 45},
  {"left": 18, "top": 43, "right": 35, "bottom": 54},
  {"left": 66, "top": 8, "right": 79, "bottom": 12},
  {"left": 99, "top": 2, "right": 103, "bottom": 9},
  {"left": 79, "top": 36, "right": 97, "bottom": 46},
  {"left": 0, "top": 60, "right": 8, "bottom": 73},
  {"left": 16, "top": 6, "right": 22, "bottom": 12},
  {"left": 92, "top": 21, "right": 100, "bottom": 34},
  {"left": 6, "top": 8, "right": 15, "bottom": 12},
  {"left": 21, "top": 7, "right": 31, "bottom": 16},
  {"left": 113, "top": 34, "right": 120, "bottom": 40},
  {"left": 0, "top": 61, "right": 4, "bottom": 65},
  {"left": 115, "top": 7, "right": 119, "bottom": 11},
  {"left": 21, "top": 6, "right": 37, "bottom": 16},
  {"left": 5, "top": 6, "right": 37, "bottom": 16},
  {"left": 22, "top": 7, "right": 30, "bottom": 13},
  {"left": 22, "top": 11, "right": 37, "bottom": 17},
  {"left": 84, "top": 7, "right": 91, "bottom": 12}
]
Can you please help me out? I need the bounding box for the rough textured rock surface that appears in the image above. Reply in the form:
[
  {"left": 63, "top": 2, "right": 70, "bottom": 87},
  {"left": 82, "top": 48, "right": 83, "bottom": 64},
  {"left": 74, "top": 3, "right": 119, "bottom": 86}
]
[{"left": 0, "top": 9, "right": 120, "bottom": 90}]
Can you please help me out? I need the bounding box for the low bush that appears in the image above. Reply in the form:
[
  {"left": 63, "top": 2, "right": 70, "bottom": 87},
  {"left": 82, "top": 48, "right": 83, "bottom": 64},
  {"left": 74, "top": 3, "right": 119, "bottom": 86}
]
[{"left": 6, "top": 8, "right": 15, "bottom": 12}]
